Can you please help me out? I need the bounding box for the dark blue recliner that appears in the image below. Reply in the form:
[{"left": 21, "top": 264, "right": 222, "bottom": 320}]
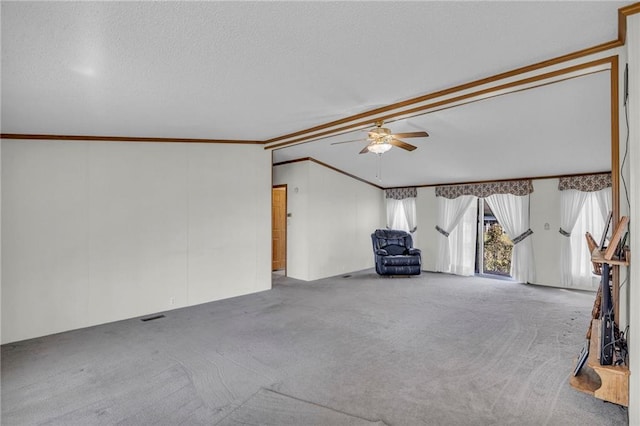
[{"left": 371, "top": 229, "right": 422, "bottom": 276}]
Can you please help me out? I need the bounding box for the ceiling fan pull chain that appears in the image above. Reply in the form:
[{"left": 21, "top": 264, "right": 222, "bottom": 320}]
[{"left": 377, "top": 153, "right": 383, "bottom": 182}]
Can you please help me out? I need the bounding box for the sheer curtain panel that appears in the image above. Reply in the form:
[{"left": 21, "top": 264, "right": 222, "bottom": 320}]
[
  {"left": 435, "top": 195, "right": 476, "bottom": 275},
  {"left": 559, "top": 189, "right": 589, "bottom": 287},
  {"left": 566, "top": 188, "right": 612, "bottom": 289},
  {"left": 594, "top": 187, "right": 612, "bottom": 222},
  {"left": 402, "top": 198, "right": 417, "bottom": 245},
  {"left": 386, "top": 197, "right": 417, "bottom": 244},
  {"left": 485, "top": 194, "right": 535, "bottom": 283},
  {"left": 557, "top": 174, "right": 612, "bottom": 290},
  {"left": 387, "top": 198, "right": 408, "bottom": 230},
  {"left": 385, "top": 188, "right": 418, "bottom": 244}
]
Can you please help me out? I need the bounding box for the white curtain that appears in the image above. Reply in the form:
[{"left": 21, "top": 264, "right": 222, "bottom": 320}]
[
  {"left": 387, "top": 198, "right": 406, "bottom": 229},
  {"left": 435, "top": 195, "right": 477, "bottom": 275},
  {"left": 386, "top": 197, "right": 417, "bottom": 245},
  {"left": 402, "top": 198, "right": 417, "bottom": 233},
  {"left": 449, "top": 201, "right": 478, "bottom": 276},
  {"left": 566, "top": 188, "right": 612, "bottom": 290},
  {"left": 485, "top": 194, "right": 535, "bottom": 283},
  {"left": 594, "top": 188, "right": 612, "bottom": 223},
  {"left": 559, "top": 189, "right": 589, "bottom": 287}
]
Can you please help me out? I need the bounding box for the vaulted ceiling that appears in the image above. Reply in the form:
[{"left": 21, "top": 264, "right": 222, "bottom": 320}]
[{"left": 1, "top": 1, "right": 632, "bottom": 187}]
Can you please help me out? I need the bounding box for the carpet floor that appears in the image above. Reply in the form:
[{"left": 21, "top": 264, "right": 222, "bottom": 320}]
[{"left": 1, "top": 271, "right": 629, "bottom": 425}]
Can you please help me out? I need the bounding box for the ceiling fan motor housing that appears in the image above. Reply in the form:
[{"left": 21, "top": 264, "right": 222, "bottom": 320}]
[{"left": 368, "top": 126, "right": 392, "bottom": 144}]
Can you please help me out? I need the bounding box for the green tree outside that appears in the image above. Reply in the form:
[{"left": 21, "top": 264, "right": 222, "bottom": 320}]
[{"left": 484, "top": 223, "right": 513, "bottom": 275}]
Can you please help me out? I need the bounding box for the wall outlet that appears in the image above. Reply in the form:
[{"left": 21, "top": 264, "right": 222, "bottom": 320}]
[{"left": 169, "top": 297, "right": 175, "bottom": 306}]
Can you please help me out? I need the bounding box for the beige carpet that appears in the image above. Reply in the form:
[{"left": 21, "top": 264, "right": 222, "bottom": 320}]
[
  {"left": 1, "top": 271, "right": 628, "bottom": 425},
  {"left": 217, "top": 388, "right": 386, "bottom": 425}
]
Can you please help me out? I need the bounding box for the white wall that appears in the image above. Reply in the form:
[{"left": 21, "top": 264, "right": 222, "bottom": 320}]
[
  {"left": 530, "top": 179, "right": 563, "bottom": 288},
  {"left": 307, "top": 161, "right": 384, "bottom": 280},
  {"left": 1, "top": 139, "right": 272, "bottom": 344},
  {"left": 416, "top": 187, "right": 438, "bottom": 272},
  {"left": 273, "top": 160, "right": 384, "bottom": 281},
  {"left": 0, "top": 141, "right": 2, "bottom": 346}
]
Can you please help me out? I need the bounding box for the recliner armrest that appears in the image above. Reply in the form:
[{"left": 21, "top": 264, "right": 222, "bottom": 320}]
[
  {"left": 376, "top": 249, "right": 389, "bottom": 256},
  {"left": 406, "top": 248, "right": 421, "bottom": 255}
]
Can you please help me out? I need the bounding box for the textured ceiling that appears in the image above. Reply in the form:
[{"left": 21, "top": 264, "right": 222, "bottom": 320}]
[{"left": 0, "top": 1, "right": 629, "bottom": 186}]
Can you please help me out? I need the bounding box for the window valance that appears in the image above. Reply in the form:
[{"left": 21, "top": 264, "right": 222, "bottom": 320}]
[
  {"left": 558, "top": 173, "right": 611, "bottom": 192},
  {"left": 435, "top": 180, "right": 533, "bottom": 199},
  {"left": 385, "top": 187, "right": 417, "bottom": 199}
]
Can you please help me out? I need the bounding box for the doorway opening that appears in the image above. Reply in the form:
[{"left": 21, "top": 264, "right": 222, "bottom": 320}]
[
  {"left": 476, "top": 199, "right": 513, "bottom": 278},
  {"left": 272, "top": 185, "right": 287, "bottom": 274}
]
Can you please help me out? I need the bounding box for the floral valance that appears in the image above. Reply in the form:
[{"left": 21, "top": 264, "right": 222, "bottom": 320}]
[
  {"left": 435, "top": 180, "right": 533, "bottom": 199},
  {"left": 385, "top": 187, "right": 417, "bottom": 199},
  {"left": 558, "top": 173, "right": 611, "bottom": 192}
]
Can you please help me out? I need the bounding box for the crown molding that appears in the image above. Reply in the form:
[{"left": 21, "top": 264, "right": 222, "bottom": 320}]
[
  {"left": 0, "top": 133, "right": 263, "bottom": 144},
  {"left": 619, "top": 2, "right": 640, "bottom": 43},
  {"left": 273, "top": 157, "right": 384, "bottom": 190}
]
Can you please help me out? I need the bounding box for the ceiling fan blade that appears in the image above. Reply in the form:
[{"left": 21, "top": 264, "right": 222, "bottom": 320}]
[
  {"left": 359, "top": 145, "right": 371, "bottom": 154},
  {"left": 390, "top": 138, "right": 417, "bottom": 151},
  {"left": 331, "top": 139, "right": 365, "bottom": 145},
  {"left": 392, "top": 131, "right": 429, "bottom": 138}
]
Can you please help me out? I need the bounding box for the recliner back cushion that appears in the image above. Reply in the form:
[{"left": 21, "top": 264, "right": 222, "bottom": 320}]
[
  {"left": 374, "top": 229, "right": 408, "bottom": 240},
  {"left": 373, "top": 229, "right": 413, "bottom": 249},
  {"left": 384, "top": 244, "right": 406, "bottom": 255}
]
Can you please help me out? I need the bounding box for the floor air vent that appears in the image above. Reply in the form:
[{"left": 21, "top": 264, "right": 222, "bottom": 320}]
[{"left": 141, "top": 314, "right": 165, "bottom": 322}]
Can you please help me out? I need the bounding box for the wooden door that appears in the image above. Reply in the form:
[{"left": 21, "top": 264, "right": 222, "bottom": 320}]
[{"left": 272, "top": 186, "right": 287, "bottom": 271}]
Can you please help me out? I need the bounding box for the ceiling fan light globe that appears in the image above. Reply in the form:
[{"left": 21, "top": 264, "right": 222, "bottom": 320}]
[{"left": 367, "top": 143, "right": 392, "bottom": 154}]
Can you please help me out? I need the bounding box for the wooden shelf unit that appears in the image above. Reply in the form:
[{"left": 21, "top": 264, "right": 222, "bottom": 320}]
[
  {"left": 570, "top": 216, "right": 630, "bottom": 407},
  {"left": 591, "top": 247, "right": 629, "bottom": 327},
  {"left": 570, "top": 320, "right": 629, "bottom": 406},
  {"left": 591, "top": 247, "right": 629, "bottom": 267}
]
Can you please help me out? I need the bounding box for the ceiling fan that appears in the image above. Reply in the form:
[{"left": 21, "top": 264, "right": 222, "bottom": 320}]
[{"left": 331, "top": 121, "right": 429, "bottom": 154}]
